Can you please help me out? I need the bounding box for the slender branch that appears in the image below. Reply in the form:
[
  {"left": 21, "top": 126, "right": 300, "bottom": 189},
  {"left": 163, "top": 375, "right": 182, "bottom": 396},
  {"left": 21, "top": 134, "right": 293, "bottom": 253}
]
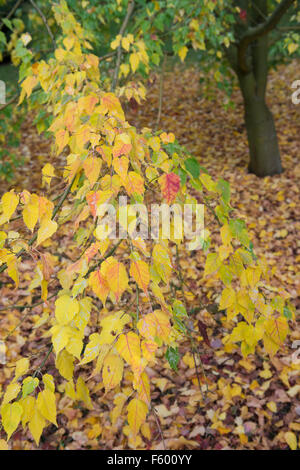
[
  {"left": 0, "top": 93, "right": 18, "bottom": 112},
  {"left": 238, "top": 0, "right": 296, "bottom": 72},
  {"left": 151, "top": 405, "right": 166, "bottom": 450},
  {"left": 33, "top": 344, "right": 53, "bottom": 378},
  {"left": 0, "top": 291, "right": 56, "bottom": 314},
  {"left": 154, "top": 53, "right": 166, "bottom": 132},
  {"left": 99, "top": 51, "right": 117, "bottom": 62},
  {"left": 0, "top": 175, "right": 76, "bottom": 275},
  {"left": 29, "top": 0, "right": 56, "bottom": 50},
  {"left": 0, "top": 0, "right": 24, "bottom": 31},
  {"left": 85, "top": 239, "right": 122, "bottom": 277},
  {"left": 111, "top": 0, "right": 135, "bottom": 91}
]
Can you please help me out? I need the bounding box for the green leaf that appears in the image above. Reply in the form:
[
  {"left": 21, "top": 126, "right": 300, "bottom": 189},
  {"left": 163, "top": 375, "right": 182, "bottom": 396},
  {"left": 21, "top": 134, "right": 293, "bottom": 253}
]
[
  {"left": 2, "top": 18, "right": 13, "bottom": 31},
  {"left": 22, "top": 376, "right": 39, "bottom": 398},
  {"left": 217, "top": 179, "right": 230, "bottom": 203},
  {"left": 283, "top": 305, "right": 292, "bottom": 320},
  {"left": 166, "top": 346, "right": 180, "bottom": 371},
  {"left": 184, "top": 158, "right": 200, "bottom": 179}
]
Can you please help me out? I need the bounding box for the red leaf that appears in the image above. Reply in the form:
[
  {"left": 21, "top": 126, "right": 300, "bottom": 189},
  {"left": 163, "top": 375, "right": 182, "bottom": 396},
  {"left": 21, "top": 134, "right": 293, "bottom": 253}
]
[{"left": 159, "top": 172, "right": 180, "bottom": 204}]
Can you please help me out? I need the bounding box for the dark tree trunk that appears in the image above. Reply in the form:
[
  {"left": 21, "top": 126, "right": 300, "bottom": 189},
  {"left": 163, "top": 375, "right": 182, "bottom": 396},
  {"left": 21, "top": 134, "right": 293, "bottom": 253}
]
[
  {"left": 238, "top": 78, "right": 283, "bottom": 177},
  {"left": 224, "top": 0, "right": 289, "bottom": 177}
]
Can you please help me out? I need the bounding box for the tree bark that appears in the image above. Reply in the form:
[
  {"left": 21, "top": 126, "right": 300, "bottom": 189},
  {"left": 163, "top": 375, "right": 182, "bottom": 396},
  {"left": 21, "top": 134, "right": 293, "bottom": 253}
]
[
  {"left": 237, "top": 72, "right": 282, "bottom": 177},
  {"left": 225, "top": 0, "right": 289, "bottom": 177}
]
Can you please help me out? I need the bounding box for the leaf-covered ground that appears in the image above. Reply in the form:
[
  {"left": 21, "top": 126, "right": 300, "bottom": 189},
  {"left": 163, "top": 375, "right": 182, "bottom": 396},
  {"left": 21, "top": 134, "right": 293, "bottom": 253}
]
[{"left": 0, "top": 61, "right": 299, "bottom": 450}]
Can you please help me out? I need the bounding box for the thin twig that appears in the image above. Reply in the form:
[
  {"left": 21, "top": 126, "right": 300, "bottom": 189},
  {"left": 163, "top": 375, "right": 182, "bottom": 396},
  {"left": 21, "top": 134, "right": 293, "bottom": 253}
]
[
  {"left": 111, "top": 0, "right": 135, "bottom": 91},
  {"left": 0, "top": 174, "right": 76, "bottom": 275},
  {"left": 0, "top": 0, "right": 24, "bottom": 31},
  {"left": 0, "top": 94, "right": 18, "bottom": 112},
  {"left": 151, "top": 405, "right": 166, "bottom": 450},
  {"left": 155, "top": 54, "right": 166, "bottom": 132},
  {"left": 33, "top": 344, "right": 53, "bottom": 378},
  {"left": 29, "top": 0, "right": 56, "bottom": 50}
]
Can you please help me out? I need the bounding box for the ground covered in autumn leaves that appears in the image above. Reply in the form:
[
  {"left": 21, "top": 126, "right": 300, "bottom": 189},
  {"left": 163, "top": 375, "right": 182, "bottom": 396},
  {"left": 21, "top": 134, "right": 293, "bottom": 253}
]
[{"left": 0, "top": 60, "right": 299, "bottom": 450}]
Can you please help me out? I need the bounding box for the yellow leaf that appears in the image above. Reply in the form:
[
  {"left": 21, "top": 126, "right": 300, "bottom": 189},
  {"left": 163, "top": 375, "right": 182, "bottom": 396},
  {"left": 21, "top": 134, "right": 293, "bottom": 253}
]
[
  {"left": 83, "top": 156, "right": 102, "bottom": 186},
  {"left": 116, "top": 332, "right": 141, "bottom": 366},
  {"left": 1, "top": 402, "right": 23, "bottom": 440},
  {"left": 111, "top": 393, "right": 127, "bottom": 425},
  {"left": 14, "top": 357, "right": 29, "bottom": 382},
  {"left": 105, "top": 259, "right": 129, "bottom": 302},
  {"left": 178, "top": 46, "right": 188, "bottom": 62},
  {"left": 219, "top": 287, "right": 236, "bottom": 310},
  {"left": 55, "top": 128, "right": 69, "bottom": 153},
  {"left": 129, "top": 53, "right": 139, "bottom": 72},
  {"left": 55, "top": 294, "right": 79, "bottom": 325},
  {"left": 102, "top": 353, "right": 124, "bottom": 392},
  {"left": 55, "top": 349, "right": 74, "bottom": 381},
  {"left": 0, "top": 191, "right": 19, "bottom": 224},
  {"left": 2, "top": 382, "right": 21, "bottom": 405},
  {"left": 137, "top": 310, "right": 171, "bottom": 343},
  {"left": 122, "top": 36, "right": 131, "bottom": 52},
  {"left": 76, "top": 377, "right": 93, "bottom": 409},
  {"left": 36, "top": 219, "right": 57, "bottom": 246},
  {"left": 285, "top": 431, "right": 297, "bottom": 450},
  {"left": 263, "top": 316, "right": 288, "bottom": 356},
  {"left": 89, "top": 270, "right": 110, "bottom": 305},
  {"left": 42, "top": 163, "right": 55, "bottom": 188},
  {"left": 288, "top": 43, "right": 298, "bottom": 54},
  {"left": 21, "top": 75, "right": 38, "bottom": 99},
  {"left": 37, "top": 389, "right": 57, "bottom": 425},
  {"left": 20, "top": 396, "right": 35, "bottom": 426},
  {"left": 113, "top": 133, "right": 132, "bottom": 158},
  {"left": 267, "top": 401, "right": 277, "bottom": 413},
  {"left": 0, "top": 439, "right": 9, "bottom": 450},
  {"left": 134, "top": 371, "right": 151, "bottom": 405},
  {"left": 130, "top": 259, "right": 150, "bottom": 293},
  {"left": 23, "top": 197, "right": 39, "bottom": 232},
  {"left": 99, "top": 311, "right": 131, "bottom": 345},
  {"left": 28, "top": 407, "right": 46, "bottom": 445},
  {"left": 152, "top": 244, "right": 172, "bottom": 283},
  {"left": 127, "top": 398, "right": 148, "bottom": 436},
  {"left": 111, "top": 34, "right": 121, "bottom": 50},
  {"left": 43, "top": 374, "right": 55, "bottom": 392},
  {"left": 123, "top": 171, "right": 145, "bottom": 196},
  {"left": 50, "top": 324, "right": 73, "bottom": 355}
]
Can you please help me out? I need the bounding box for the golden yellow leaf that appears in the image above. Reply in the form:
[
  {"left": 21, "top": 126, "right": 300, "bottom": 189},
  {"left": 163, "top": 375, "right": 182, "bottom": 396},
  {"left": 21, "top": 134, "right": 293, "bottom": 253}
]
[
  {"left": 0, "top": 191, "right": 19, "bottom": 224},
  {"left": 130, "top": 259, "right": 150, "bottom": 293},
  {"left": 37, "top": 389, "right": 57, "bottom": 426},
  {"left": 1, "top": 402, "right": 23, "bottom": 440},
  {"left": 116, "top": 332, "right": 141, "bottom": 366},
  {"left": 28, "top": 407, "right": 46, "bottom": 446},
  {"left": 285, "top": 431, "right": 297, "bottom": 450},
  {"left": 127, "top": 398, "right": 148, "bottom": 436},
  {"left": 102, "top": 353, "right": 124, "bottom": 392},
  {"left": 55, "top": 294, "right": 79, "bottom": 325},
  {"left": 36, "top": 219, "right": 57, "bottom": 246}
]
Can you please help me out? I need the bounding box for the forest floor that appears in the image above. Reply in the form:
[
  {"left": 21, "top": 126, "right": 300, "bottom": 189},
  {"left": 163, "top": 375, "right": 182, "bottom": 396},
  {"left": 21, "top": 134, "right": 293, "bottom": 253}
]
[{"left": 0, "top": 60, "right": 299, "bottom": 450}]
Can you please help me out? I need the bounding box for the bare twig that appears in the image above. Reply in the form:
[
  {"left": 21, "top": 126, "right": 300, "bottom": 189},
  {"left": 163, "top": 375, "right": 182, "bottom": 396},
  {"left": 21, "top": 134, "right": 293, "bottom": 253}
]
[
  {"left": 0, "top": 93, "right": 18, "bottom": 112},
  {"left": 151, "top": 405, "right": 166, "bottom": 450},
  {"left": 155, "top": 54, "right": 166, "bottom": 132},
  {"left": 111, "top": 0, "right": 135, "bottom": 91},
  {"left": 29, "top": 0, "right": 56, "bottom": 50}
]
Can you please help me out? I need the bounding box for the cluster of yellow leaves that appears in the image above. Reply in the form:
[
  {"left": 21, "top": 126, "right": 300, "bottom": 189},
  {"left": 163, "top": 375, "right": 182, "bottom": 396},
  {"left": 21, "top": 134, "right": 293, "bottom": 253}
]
[
  {"left": 0, "top": 358, "right": 57, "bottom": 445},
  {"left": 0, "top": 0, "right": 294, "bottom": 449}
]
